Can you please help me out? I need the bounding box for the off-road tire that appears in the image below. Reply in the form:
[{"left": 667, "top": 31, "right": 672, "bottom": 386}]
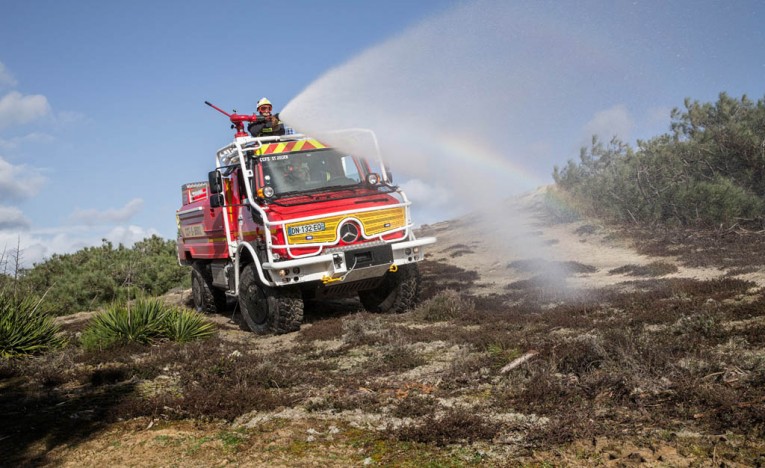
[
  {"left": 358, "top": 263, "right": 420, "bottom": 314},
  {"left": 238, "top": 263, "right": 304, "bottom": 334},
  {"left": 191, "top": 263, "right": 227, "bottom": 314}
]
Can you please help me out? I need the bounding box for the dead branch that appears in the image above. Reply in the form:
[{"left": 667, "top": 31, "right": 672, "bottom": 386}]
[{"left": 500, "top": 351, "right": 539, "bottom": 374}]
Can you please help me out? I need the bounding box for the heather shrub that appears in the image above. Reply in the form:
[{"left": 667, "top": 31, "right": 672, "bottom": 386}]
[{"left": 414, "top": 289, "right": 474, "bottom": 322}]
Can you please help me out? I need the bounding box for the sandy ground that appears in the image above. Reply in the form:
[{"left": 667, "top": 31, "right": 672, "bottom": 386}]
[{"left": 425, "top": 190, "right": 746, "bottom": 295}]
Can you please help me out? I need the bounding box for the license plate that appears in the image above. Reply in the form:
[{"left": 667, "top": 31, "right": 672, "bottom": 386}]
[{"left": 288, "top": 222, "right": 326, "bottom": 236}]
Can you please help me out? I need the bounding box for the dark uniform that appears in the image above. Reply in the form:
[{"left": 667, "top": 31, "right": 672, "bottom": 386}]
[{"left": 248, "top": 115, "right": 285, "bottom": 137}]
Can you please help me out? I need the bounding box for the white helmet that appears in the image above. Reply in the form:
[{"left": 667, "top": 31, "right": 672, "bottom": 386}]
[{"left": 257, "top": 97, "right": 272, "bottom": 109}]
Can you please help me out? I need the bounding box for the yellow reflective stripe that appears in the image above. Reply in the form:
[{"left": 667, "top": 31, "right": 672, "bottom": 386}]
[
  {"left": 356, "top": 207, "right": 407, "bottom": 236},
  {"left": 285, "top": 207, "right": 406, "bottom": 245},
  {"left": 255, "top": 139, "right": 327, "bottom": 157}
]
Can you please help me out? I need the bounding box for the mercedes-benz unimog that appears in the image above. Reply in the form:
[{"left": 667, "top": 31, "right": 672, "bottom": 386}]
[{"left": 176, "top": 102, "right": 436, "bottom": 334}]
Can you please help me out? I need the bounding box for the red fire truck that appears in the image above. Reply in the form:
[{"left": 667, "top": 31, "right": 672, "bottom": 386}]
[{"left": 176, "top": 103, "right": 436, "bottom": 334}]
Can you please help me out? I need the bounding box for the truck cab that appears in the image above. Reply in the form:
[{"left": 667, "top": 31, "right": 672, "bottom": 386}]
[{"left": 176, "top": 132, "right": 435, "bottom": 334}]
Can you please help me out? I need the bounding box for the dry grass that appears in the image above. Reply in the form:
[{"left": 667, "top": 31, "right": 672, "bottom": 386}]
[
  {"left": 4, "top": 245, "right": 765, "bottom": 465},
  {"left": 608, "top": 261, "right": 679, "bottom": 277}
]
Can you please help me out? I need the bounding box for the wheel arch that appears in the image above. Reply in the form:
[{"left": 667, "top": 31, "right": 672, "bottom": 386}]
[{"left": 235, "top": 242, "right": 273, "bottom": 292}]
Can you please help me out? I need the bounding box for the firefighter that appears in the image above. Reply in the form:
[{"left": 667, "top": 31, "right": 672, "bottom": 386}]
[{"left": 248, "top": 97, "right": 285, "bottom": 137}]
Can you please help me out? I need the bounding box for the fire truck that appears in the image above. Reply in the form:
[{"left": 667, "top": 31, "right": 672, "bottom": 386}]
[{"left": 176, "top": 103, "right": 436, "bottom": 334}]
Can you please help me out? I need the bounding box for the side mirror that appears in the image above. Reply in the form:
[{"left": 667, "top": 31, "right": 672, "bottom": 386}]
[
  {"left": 209, "top": 193, "right": 225, "bottom": 208},
  {"left": 208, "top": 170, "right": 223, "bottom": 195}
]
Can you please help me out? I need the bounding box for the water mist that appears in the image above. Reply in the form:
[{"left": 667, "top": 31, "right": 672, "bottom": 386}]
[{"left": 281, "top": 0, "right": 633, "bottom": 287}]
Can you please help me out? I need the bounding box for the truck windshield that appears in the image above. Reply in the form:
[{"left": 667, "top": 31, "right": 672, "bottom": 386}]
[{"left": 258, "top": 149, "right": 365, "bottom": 196}]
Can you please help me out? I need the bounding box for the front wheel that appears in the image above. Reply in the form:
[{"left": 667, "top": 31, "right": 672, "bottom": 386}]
[
  {"left": 359, "top": 264, "right": 420, "bottom": 314},
  {"left": 238, "top": 263, "right": 304, "bottom": 334}
]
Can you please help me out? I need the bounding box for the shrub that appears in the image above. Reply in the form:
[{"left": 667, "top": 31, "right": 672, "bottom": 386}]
[
  {"left": 674, "top": 176, "right": 764, "bottom": 225},
  {"left": 163, "top": 307, "right": 216, "bottom": 343},
  {"left": 373, "top": 340, "right": 426, "bottom": 373},
  {"left": 554, "top": 93, "right": 765, "bottom": 228},
  {"left": 0, "top": 292, "right": 65, "bottom": 358},
  {"left": 20, "top": 236, "right": 189, "bottom": 316},
  {"left": 342, "top": 313, "right": 385, "bottom": 346},
  {"left": 414, "top": 289, "right": 474, "bottom": 322},
  {"left": 608, "top": 261, "right": 678, "bottom": 277},
  {"left": 393, "top": 406, "right": 499, "bottom": 445},
  {"left": 80, "top": 299, "right": 215, "bottom": 350}
]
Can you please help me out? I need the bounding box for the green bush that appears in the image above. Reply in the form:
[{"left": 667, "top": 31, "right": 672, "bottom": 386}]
[
  {"left": 20, "top": 235, "right": 189, "bottom": 316},
  {"left": 80, "top": 298, "right": 214, "bottom": 351},
  {"left": 673, "top": 176, "right": 764, "bottom": 225},
  {"left": 0, "top": 291, "right": 65, "bottom": 358},
  {"left": 554, "top": 93, "right": 765, "bottom": 228}
]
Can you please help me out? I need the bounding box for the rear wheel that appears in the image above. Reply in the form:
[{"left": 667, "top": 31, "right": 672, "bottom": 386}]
[
  {"left": 191, "top": 263, "right": 227, "bottom": 314},
  {"left": 238, "top": 263, "right": 304, "bottom": 334},
  {"left": 359, "top": 264, "right": 420, "bottom": 314}
]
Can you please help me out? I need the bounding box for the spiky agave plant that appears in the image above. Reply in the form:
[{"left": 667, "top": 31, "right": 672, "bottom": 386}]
[
  {"left": 81, "top": 299, "right": 215, "bottom": 350},
  {"left": 163, "top": 307, "right": 216, "bottom": 343},
  {"left": 81, "top": 298, "right": 168, "bottom": 351},
  {"left": 0, "top": 292, "right": 65, "bottom": 358}
]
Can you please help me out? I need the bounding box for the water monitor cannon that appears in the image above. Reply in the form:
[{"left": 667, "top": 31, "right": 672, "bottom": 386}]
[{"left": 204, "top": 100, "right": 276, "bottom": 138}]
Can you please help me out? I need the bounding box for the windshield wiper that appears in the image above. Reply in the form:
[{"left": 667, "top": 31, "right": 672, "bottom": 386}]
[
  {"left": 311, "top": 184, "right": 358, "bottom": 194},
  {"left": 274, "top": 190, "right": 308, "bottom": 198}
]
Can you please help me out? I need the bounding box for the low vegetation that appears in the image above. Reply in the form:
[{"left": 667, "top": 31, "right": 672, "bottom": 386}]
[
  {"left": 3, "top": 258, "right": 765, "bottom": 465},
  {"left": 15, "top": 236, "right": 188, "bottom": 316},
  {"left": 554, "top": 93, "right": 765, "bottom": 228},
  {"left": 80, "top": 299, "right": 215, "bottom": 351},
  {"left": 0, "top": 292, "right": 65, "bottom": 358}
]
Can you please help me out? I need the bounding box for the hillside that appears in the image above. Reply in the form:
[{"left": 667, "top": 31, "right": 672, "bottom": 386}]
[{"left": 3, "top": 190, "right": 765, "bottom": 466}]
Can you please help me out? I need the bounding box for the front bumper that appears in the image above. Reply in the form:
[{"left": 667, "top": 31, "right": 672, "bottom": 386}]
[{"left": 262, "top": 236, "right": 436, "bottom": 286}]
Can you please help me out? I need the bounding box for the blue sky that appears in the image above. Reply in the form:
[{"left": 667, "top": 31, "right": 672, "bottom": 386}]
[{"left": 0, "top": 0, "right": 763, "bottom": 266}]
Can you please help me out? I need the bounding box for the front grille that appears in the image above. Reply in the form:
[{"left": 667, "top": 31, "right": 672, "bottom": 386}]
[{"left": 285, "top": 207, "right": 406, "bottom": 245}]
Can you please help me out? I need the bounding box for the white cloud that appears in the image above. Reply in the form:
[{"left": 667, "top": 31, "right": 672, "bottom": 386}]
[
  {"left": 0, "top": 91, "right": 51, "bottom": 129},
  {"left": 0, "top": 205, "right": 30, "bottom": 230},
  {"left": 106, "top": 225, "right": 159, "bottom": 246},
  {"left": 68, "top": 198, "right": 144, "bottom": 225},
  {"left": 54, "top": 110, "right": 87, "bottom": 126},
  {"left": 0, "top": 223, "right": 161, "bottom": 268},
  {"left": 0, "top": 155, "right": 47, "bottom": 201},
  {"left": 582, "top": 104, "right": 634, "bottom": 143},
  {"left": 0, "top": 62, "right": 17, "bottom": 89},
  {"left": 0, "top": 132, "right": 55, "bottom": 151}
]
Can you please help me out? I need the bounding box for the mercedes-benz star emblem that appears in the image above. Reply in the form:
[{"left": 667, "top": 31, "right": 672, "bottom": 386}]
[{"left": 340, "top": 223, "right": 360, "bottom": 243}]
